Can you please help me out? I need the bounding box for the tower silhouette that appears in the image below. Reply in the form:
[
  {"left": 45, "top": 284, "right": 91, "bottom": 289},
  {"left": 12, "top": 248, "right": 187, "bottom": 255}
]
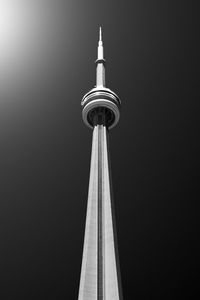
[{"left": 78, "top": 28, "right": 122, "bottom": 300}]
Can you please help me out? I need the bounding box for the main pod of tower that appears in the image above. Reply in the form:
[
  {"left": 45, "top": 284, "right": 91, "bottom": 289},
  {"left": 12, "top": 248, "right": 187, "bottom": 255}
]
[
  {"left": 81, "top": 27, "right": 121, "bottom": 129},
  {"left": 78, "top": 28, "right": 123, "bottom": 300}
]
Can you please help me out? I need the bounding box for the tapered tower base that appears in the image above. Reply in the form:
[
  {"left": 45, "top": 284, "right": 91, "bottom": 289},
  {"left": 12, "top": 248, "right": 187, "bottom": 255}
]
[{"left": 78, "top": 125, "right": 122, "bottom": 300}]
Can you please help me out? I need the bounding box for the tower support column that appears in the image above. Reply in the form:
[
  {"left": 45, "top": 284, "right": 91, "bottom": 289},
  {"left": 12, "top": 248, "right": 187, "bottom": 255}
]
[{"left": 78, "top": 124, "right": 121, "bottom": 300}]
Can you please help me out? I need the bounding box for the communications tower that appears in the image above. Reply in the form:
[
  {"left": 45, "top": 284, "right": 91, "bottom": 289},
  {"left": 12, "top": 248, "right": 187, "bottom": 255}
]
[{"left": 78, "top": 28, "right": 122, "bottom": 300}]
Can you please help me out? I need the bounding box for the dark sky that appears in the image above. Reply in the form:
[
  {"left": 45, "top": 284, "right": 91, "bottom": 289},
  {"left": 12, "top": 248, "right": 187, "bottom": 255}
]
[{"left": 0, "top": 0, "right": 199, "bottom": 299}]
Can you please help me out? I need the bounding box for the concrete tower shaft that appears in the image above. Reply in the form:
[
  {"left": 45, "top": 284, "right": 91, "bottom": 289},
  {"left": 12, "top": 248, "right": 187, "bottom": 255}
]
[{"left": 78, "top": 124, "right": 122, "bottom": 300}]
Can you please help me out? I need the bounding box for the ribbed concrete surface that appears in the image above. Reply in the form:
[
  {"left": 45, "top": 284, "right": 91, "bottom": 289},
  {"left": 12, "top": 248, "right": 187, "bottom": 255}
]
[{"left": 78, "top": 125, "right": 122, "bottom": 300}]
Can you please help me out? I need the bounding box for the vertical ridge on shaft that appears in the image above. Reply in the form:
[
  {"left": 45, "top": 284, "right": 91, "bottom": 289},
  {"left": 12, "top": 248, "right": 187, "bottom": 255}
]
[{"left": 98, "top": 125, "right": 103, "bottom": 300}]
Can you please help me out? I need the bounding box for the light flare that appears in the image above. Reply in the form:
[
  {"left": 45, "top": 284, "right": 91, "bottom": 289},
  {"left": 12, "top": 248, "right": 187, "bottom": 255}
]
[{"left": 0, "top": 0, "right": 58, "bottom": 98}]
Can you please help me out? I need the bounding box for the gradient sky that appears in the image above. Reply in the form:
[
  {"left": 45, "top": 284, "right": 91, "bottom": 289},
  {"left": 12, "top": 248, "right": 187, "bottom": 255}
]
[{"left": 0, "top": 0, "right": 199, "bottom": 299}]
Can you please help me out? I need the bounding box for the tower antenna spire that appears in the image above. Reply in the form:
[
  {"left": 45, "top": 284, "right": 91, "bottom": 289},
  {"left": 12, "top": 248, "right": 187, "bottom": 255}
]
[
  {"left": 99, "top": 26, "right": 102, "bottom": 42},
  {"left": 96, "top": 27, "right": 105, "bottom": 86},
  {"left": 97, "top": 26, "right": 104, "bottom": 59}
]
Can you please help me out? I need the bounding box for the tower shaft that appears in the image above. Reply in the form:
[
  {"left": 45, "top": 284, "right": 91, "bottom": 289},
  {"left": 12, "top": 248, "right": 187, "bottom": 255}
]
[{"left": 78, "top": 124, "right": 121, "bottom": 300}]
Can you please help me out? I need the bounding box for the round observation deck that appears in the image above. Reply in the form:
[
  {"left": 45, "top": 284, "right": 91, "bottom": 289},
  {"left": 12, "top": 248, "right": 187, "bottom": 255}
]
[{"left": 81, "top": 87, "right": 121, "bottom": 129}]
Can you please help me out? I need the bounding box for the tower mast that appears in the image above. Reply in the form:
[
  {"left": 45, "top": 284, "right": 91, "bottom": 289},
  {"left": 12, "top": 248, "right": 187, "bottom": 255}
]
[
  {"left": 78, "top": 28, "right": 122, "bottom": 300},
  {"left": 96, "top": 27, "right": 105, "bottom": 87}
]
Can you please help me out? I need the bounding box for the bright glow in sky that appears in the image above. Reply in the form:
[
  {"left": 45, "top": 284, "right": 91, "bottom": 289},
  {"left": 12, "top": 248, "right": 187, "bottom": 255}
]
[
  {"left": 0, "top": 0, "right": 59, "bottom": 98},
  {"left": 0, "top": 0, "right": 16, "bottom": 47}
]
